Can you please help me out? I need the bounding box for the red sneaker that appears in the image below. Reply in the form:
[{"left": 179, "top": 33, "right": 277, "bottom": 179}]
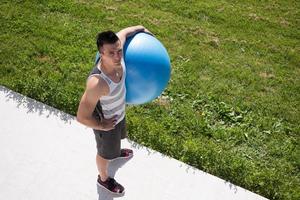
[
  {"left": 97, "top": 175, "right": 125, "bottom": 196},
  {"left": 110, "top": 148, "right": 133, "bottom": 161},
  {"left": 120, "top": 148, "right": 133, "bottom": 158}
]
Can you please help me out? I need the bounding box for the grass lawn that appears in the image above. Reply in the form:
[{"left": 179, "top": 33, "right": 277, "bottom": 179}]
[{"left": 0, "top": 0, "right": 299, "bottom": 199}]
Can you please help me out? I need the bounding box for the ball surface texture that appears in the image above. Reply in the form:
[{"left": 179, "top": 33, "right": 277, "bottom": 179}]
[{"left": 124, "top": 32, "right": 171, "bottom": 104}]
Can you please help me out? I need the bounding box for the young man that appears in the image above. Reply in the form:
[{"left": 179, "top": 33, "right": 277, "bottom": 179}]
[{"left": 76, "top": 25, "right": 151, "bottom": 196}]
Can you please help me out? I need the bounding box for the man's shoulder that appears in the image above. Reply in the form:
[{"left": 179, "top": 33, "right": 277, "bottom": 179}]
[{"left": 86, "top": 76, "right": 109, "bottom": 95}]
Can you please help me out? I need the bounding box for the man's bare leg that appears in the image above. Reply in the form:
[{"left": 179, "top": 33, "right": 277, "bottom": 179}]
[{"left": 96, "top": 154, "right": 109, "bottom": 181}]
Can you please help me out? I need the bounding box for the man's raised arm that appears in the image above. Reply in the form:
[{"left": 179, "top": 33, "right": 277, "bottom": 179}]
[{"left": 117, "top": 25, "right": 152, "bottom": 45}]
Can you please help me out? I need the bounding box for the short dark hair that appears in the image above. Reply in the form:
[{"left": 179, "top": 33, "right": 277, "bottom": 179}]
[{"left": 96, "top": 31, "right": 119, "bottom": 51}]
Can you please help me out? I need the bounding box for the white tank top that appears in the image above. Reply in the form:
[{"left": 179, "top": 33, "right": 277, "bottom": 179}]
[{"left": 88, "top": 58, "right": 126, "bottom": 125}]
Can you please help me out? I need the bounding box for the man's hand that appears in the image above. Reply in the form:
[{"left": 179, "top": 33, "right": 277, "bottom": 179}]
[
  {"left": 98, "top": 115, "right": 118, "bottom": 131},
  {"left": 143, "top": 27, "right": 153, "bottom": 36},
  {"left": 132, "top": 25, "right": 153, "bottom": 36},
  {"left": 117, "top": 25, "right": 153, "bottom": 45}
]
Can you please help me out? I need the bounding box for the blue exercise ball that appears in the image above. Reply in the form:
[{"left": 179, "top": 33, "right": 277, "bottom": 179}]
[
  {"left": 124, "top": 32, "right": 171, "bottom": 104},
  {"left": 94, "top": 32, "right": 171, "bottom": 105}
]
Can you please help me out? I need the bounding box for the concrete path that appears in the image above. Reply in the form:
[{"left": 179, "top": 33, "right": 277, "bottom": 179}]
[{"left": 0, "top": 86, "right": 268, "bottom": 200}]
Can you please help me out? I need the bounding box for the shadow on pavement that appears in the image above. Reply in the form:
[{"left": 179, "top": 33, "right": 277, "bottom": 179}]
[
  {"left": 0, "top": 86, "right": 74, "bottom": 123},
  {"left": 97, "top": 156, "right": 133, "bottom": 200}
]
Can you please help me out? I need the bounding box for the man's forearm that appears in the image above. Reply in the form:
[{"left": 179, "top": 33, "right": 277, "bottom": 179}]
[
  {"left": 122, "top": 25, "right": 148, "bottom": 38},
  {"left": 76, "top": 116, "right": 102, "bottom": 130},
  {"left": 117, "top": 25, "right": 152, "bottom": 44}
]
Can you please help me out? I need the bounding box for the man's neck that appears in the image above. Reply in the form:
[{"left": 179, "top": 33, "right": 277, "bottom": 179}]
[{"left": 99, "top": 60, "right": 113, "bottom": 74}]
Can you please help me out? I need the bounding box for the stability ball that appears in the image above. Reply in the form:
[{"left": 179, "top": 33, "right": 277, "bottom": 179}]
[
  {"left": 124, "top": 32, "right": 171, "bottom": 104},
  {"left": 94, "top": 32, "right": 171, "bottom": 105}
]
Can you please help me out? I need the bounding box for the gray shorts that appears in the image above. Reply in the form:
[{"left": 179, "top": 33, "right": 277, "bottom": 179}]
[{"left": 93, "top": 118, "right": 127, "bottom": 160}]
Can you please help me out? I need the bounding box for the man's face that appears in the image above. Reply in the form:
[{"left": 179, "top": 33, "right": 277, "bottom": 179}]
[{"left": 100, "top": 40, "right": 123, "bottom": 67}]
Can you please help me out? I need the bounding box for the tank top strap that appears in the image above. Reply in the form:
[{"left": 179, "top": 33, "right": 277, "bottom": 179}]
[
  {"left": 98, "top": 71, "right": 112, "bottom": 85},
  {"left": 87, "top": 64, "right": 112, "bottom": 91}
]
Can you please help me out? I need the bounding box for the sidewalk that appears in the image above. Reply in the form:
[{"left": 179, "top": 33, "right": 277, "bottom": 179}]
[{"left": 0, "top": 86, "right": 268, "bottom": 200}]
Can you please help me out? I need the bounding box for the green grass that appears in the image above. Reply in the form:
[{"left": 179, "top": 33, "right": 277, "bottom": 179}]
[{"left": 1, "top": 0, "right": 299, "bottom": 199}]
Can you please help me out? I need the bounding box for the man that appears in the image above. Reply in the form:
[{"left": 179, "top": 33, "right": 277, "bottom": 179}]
[{"left": 76, "top": 25, "right": 151, "bottom": 196}]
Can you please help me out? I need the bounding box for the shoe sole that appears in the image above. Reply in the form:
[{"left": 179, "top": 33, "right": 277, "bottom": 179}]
[{"left": 97, "top": 182, "right": 125, "bottom": 197}]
